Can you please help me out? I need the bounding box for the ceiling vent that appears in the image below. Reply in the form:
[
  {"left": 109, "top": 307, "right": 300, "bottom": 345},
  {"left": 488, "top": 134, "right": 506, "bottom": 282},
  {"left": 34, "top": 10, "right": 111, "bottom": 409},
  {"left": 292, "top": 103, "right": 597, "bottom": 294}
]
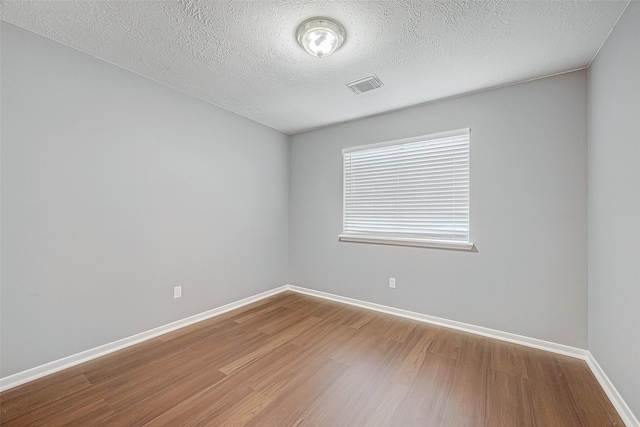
[{"left": 346, "top": 74, "right": 384, "bottom": 95}]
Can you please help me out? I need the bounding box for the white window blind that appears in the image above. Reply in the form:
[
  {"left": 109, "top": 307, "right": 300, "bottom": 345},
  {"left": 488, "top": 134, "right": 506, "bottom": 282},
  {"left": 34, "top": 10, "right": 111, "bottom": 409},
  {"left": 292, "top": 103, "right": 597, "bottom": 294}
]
[{"left": 340, "top": 129, "right": 471, "bottom": 250}]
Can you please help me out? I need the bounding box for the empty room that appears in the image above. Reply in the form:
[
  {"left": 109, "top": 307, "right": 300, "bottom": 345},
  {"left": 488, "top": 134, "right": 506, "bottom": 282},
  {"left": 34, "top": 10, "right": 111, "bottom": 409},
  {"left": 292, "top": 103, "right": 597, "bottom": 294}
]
[{"left": 1, "top": 1, "right": 639, "bottom": 426}]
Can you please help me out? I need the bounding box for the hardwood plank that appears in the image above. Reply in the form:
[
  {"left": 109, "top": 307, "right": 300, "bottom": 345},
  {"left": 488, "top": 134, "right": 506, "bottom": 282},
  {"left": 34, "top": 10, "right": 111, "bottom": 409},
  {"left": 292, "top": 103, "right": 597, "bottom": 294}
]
[
  {"left": 248, "top": 345, "right": 333, "bottom": 396},
  {"left": 489, "top": 339, "right": 530, "bottom": 378},
  {"left": 290, "top": 321, "right": 358, "bottom": 357},
  {"left": 156, "top": 316, "right": 235, "bottom": 343},
  {"left": 82, "top": 336, "right": 203, "bottom": 384},
  {"left": 222, "top": 292, "right": 295, "bottom": 324},
  {"left": 198, "top": 390, "right": 272, "bottom": 426},
  {"left": 344, "top": 311, "right": 376, "bottom": 329},
  {"left": 281, "top": 294, "right": 326, "bottom": 312},
  {"left": 0, "top": 374, "right": 91, "bottom": 422},
  {"left": 555, "top": 355, "right": 624, "bottom": 426},
  {"left": 381, "top": 317, "right": 418, "bottom": 342},
  {"left": 358, "top": 312, "right": 398, "bottom": 338},
  {"left": 293, "top": 363, "right": 395, "bottom": 426},
  {"left": 95, "top": 367, "right": 227, "bottom": 426},
  {"left": 458, "top": 334, "right": 490, "bottom": 362},
  {"left": 0, "top": 292, "right": 624, "bottom": 426},
  {"left": 103, "top": 352, "right": 227, "bottom": 413},
  {"left": 219, "top": 316, "right": 322, "bottom": 375},
  {"left": 389, "top": 351, "right": 457, "bottom": 425},
  {"left": 427, "top": 327, "right": 466, "bottom": 360},
  {"left": 4, "top": 399, "right": 114, "bottom": 427},
  {"left": 440, "top": 337, "right": 490, "bottom": 425},
  {"left": 106, "top": 342, "right": 298, "bottom": 425},
  {"left": 485, "top": 369, "right": 535, "bottom": 426},
  {"left": 141, "top": 347, "right": 308, "bottom": 425},
  {"left": 256, "top": 306, "right": 311, "bottom": 335},
  {"left": 391, "top": 326, "right": 439, "bottom": 386},
  {"left": 308, "top": 303, "right": 363, "bottom": 326},
  {"left": 231, "top": 306, "right": 294, "bottom": 332},
  {"left": 244, "top": 356, "right": 348, "bottom": 426},
  {"left": 364, "top": 383, "right": 410, "bottom": 427},
  {"left": 142, "top": 382, "right": 254, "bottom": 426},
  {"left": 526, "top": 351, "right": 591, "bottom": 427},
  {"left": 73, "top": 337, "right": 165, "bottom": 379},
  {"left": 186, "top": 321, "right": 269, "bottom": 357}
]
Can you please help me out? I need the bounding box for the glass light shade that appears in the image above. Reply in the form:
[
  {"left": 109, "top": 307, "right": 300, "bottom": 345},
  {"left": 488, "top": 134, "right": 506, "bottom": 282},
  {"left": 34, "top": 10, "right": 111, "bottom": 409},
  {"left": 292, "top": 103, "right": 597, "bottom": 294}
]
[{"left": 296, "top": 18, "right": 345, "bottom": 58}]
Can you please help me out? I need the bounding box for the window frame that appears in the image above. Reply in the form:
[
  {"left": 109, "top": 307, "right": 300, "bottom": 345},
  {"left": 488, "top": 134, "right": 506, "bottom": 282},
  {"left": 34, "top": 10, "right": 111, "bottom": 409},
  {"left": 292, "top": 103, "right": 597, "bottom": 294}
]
[{"left": 338, "top": 128, "right": 473, "bottom": 251}]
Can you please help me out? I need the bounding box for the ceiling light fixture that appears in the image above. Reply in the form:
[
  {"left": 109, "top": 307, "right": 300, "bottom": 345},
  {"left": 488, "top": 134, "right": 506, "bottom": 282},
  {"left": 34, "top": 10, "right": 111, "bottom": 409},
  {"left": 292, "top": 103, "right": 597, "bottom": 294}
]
[{"left": 296, "top": 17, "right": 346, "bottom": 58}]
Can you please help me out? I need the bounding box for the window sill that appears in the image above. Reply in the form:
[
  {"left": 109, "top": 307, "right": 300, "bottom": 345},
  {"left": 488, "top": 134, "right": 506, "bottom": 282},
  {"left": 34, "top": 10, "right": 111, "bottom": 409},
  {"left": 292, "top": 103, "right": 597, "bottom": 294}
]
[{"left": 338, "top": 234, "right": 474, "bottom": 251}]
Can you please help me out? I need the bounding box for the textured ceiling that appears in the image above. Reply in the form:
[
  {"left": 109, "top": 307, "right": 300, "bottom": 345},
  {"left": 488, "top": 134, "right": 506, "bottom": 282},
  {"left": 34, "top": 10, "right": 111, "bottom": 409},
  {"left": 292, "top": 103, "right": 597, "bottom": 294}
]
[{"left": 1, "top": 1, "right": 629, "bottom": 134}]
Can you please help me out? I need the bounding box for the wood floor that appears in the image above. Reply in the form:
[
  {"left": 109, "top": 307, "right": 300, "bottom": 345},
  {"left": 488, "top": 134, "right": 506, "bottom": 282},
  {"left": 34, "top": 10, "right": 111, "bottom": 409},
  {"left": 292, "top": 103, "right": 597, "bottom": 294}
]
[{"left": 0, "top": 292, "right": 624, "bottom": 426}]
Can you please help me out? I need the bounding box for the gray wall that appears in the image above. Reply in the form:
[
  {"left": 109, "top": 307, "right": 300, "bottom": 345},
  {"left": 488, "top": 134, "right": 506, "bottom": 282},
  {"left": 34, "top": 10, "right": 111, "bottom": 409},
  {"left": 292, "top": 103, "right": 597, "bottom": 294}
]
[
  {"left": 1, "top": 23, "right": 289, "bottom": 377},
  {"left": 290, "top": 71, "right": 588, "bottom": 348},
  {"left": 588, "top": 1, "right": 640, "bottom": 418}
]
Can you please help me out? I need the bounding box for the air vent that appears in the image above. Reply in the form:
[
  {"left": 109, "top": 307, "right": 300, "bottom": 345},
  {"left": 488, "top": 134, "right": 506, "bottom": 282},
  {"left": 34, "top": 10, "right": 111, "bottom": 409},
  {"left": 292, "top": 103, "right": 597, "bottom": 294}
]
[{"left": 346, "top": 74, "right": 384, "bottom": 95}]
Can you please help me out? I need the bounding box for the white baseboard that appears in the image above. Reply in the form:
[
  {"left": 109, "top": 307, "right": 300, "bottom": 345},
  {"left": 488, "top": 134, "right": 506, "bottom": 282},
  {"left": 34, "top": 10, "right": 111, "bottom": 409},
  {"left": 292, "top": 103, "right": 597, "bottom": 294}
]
[
  {"left": 287, "top": 285, "right": 637, "bottom": 426},
  {"left": 585, "top": 352, "right": 640, "bottom": 427},
  {"left": 2, "top": 283, "right": 637, "bottom": 427},
  {"left": 288, "top": 285, "right": 640, "bottom": 425},
  {"left": 0, "top": 286, "right": 289, "bottom": 392},
  {"left": 286, "top": 285, "right": 588, "bottom": 359}
]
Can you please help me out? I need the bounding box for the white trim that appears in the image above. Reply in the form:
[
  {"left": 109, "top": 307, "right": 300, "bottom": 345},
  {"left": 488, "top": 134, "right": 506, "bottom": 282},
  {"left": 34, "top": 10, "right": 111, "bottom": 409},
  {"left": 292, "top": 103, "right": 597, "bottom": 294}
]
[
  {"left": 287, "top": 285, "right": 587, "bottom": 359},
  {"left": 288, "top": 285, "right": 638, "bottom": 425},
  {"left": 586, "top": 352, "right": 640, "bottom": 427},
  {"left": 342, "top": 128, "right": 470, "bottom": 153},
  {"left": 338, "top": 234, "right": 474, "bottom": 251},
  {"left": 0, "top": 286, "right": 288, "bottom": 392},
  {"left": 2, "top": 283, "right": 637, "bottom": 427}
]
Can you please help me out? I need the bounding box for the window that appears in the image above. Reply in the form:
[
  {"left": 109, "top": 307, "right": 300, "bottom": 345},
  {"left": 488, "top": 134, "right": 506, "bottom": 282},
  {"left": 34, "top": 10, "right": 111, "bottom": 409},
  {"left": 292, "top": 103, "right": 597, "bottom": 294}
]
[{"left": 339, "top": 128, "right": 472, "bottom": 250}]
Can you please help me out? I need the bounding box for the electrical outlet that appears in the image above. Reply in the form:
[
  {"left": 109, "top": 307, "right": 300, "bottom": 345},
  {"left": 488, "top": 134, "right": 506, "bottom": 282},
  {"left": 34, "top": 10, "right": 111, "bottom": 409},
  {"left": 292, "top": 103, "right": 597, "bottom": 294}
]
[
  {"left": 174, "top": 286, "right": 182, "bottom": 298},
  {"left": 389, "top": 278, "right": 396, "bottom": 288}
]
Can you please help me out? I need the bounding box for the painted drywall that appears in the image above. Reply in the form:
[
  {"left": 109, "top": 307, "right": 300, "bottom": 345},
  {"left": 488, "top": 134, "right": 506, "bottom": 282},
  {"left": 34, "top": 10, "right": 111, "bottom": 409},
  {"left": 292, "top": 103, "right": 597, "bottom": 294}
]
[
  {"left": 290, "top": 71, "right": 588, "bottom": 348},
  {"left": 0, "top": 22, "right": 289, "bottom": 377},
  {"left": 588, "top": 1, "right": 640, "bottom": 418}
]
